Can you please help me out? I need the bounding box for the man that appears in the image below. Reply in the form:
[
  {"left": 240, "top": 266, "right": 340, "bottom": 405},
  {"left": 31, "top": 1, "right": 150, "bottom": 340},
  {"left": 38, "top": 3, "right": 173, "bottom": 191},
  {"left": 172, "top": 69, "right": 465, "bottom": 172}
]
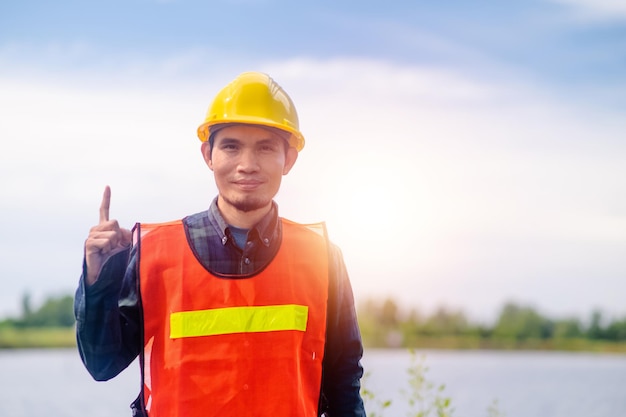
[{"left": 75, "top": 72, "right": 366, "bottom": 417}]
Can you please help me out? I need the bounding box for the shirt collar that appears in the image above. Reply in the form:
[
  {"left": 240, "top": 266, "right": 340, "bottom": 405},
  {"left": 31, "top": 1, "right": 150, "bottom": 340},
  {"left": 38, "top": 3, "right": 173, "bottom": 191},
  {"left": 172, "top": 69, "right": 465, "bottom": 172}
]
[{"left": 208, "top": 197, "right": 278, "bottom": 247}]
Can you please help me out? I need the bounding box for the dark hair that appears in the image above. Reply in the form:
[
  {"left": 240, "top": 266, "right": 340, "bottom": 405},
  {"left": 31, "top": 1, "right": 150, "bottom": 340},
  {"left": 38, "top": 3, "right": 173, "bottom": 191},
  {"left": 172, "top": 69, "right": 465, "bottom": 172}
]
[{"left": 208, "top": 134, "right": 216, "bottom": 158}]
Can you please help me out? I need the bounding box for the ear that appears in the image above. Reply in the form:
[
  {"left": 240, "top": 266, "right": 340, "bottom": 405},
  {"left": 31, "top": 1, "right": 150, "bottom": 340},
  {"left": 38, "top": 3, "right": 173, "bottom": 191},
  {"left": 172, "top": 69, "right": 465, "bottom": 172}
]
[
  {"left": 201, "top": 141, "right": 214, "bottom": 171},
  {"left": 282, "top": 146, "right": 298, "bottom": 175}
]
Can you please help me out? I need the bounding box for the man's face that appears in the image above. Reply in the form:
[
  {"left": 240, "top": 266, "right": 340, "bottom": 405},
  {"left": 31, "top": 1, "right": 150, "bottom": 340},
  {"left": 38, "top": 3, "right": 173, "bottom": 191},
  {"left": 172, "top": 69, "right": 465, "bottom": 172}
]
[{"left": 202, "top": 124, "right": 298, "bottom": 216}]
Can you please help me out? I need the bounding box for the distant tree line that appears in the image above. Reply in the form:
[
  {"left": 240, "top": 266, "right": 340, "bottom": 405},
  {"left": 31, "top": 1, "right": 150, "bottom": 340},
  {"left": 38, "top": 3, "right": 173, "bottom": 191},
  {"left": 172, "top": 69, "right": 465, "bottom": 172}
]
[
  {"left": 1, "top": 293, "right": 75, "bottom": 328},
  {"left": 4, "top": 291, "right": 626, "bottom": 350},
  {"left": 358, "top": 298, "right": 626, "bottom": 349}
]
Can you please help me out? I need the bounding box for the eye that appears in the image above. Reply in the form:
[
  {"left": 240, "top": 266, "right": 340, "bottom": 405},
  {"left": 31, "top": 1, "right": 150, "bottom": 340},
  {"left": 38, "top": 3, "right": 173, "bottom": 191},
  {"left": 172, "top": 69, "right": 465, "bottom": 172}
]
[
  {"left": 259, "top": 141, "right": 279, "bottom": 152},
  {"left": 221, "top": 142, "right": 239, "bottom": 151}
]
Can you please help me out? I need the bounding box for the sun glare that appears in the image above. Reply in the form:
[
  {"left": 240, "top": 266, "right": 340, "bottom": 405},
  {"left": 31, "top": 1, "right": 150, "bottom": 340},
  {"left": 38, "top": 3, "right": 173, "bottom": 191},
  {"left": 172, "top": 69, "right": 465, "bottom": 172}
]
[{"left": 322, "top": 160, "right": 436, "bottom": 266}]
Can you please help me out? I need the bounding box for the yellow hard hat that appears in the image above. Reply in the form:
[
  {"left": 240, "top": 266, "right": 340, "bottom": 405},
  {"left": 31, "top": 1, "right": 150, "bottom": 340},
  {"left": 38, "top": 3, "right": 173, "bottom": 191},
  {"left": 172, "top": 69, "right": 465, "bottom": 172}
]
[{"left": 197, "top": 72, "right": 305, "bottom": 151}]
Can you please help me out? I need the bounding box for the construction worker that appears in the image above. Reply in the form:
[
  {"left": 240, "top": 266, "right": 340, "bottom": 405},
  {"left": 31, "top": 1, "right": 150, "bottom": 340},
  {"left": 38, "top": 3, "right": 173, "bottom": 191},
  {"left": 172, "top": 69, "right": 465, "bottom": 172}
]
[{"left": 75, "top": 72, "right": 366, "bottom": 417}]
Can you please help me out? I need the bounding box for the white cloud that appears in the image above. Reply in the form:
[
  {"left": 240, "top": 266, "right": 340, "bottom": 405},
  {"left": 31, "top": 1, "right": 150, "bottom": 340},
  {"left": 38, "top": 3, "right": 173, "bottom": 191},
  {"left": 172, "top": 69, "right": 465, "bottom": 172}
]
[
  {"left": 549, "top": 0, "right": 626, "bottom": 21},
  {"left": 1, "top": 55, "right": 626, "bottom": 321},
  {"left": 267, "top": 57, "right": 626, "bottom": 318}
]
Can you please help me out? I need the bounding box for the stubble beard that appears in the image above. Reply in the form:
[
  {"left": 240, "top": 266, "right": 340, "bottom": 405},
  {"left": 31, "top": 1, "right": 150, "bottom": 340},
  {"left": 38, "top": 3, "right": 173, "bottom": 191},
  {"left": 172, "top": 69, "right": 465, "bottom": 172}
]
[{"left": 222, "top": 194, "right": 270, "bottom": 213}]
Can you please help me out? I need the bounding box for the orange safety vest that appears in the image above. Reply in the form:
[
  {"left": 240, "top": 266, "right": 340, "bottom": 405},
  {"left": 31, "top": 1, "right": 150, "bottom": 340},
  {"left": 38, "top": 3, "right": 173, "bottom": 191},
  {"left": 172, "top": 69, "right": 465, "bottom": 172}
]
[{"left": 136, "top": 218, "right": 329, "bottom": 417}]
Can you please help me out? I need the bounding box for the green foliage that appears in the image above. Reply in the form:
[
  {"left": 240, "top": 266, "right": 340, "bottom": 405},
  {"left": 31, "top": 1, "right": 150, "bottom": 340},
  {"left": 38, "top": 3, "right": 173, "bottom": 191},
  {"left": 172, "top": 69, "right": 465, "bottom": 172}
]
[
  {"left": 404, "top": 350, "right": 454, "bottom": 417},
  {"left": 492, "top": 302, "right": 553, "bottom": 341},
  {"left": 587, "top": 310, "right": 605, "bottom": 339},
  {"left": 487, "top": 399, "right": 506, "bottom": 417},
  {"left": 358, "top": 298, "right": 404, "bottom": 347},
  {"left": 358, "top": 298, "right": 626, "bottom": 350},
  {"left": 421, "top": 307, "right": 471, "bottom": 337},
  {"left": 3, "top": 292, "right": 75, "bottom": 329},
  {"left": 361, "top": 372, "right": 392, "bottom": 417},
  {"left": 552, "top": 318, "right": 583, "bottom": 339},
  {"left": 0, "top": 292, "right": 76, "bottom": 348},
  {"left": 0, "top": 326, "right": 75, "bottom": 348},
  {"left": 361, "top": 350, "right": 506, "bottom": 417},
  {"left": 21, "top": 293, "right": 32, "bottom": 318},
  {"left": 605, "top": 317, "right": 626, "bottom": 340},
  {"left": 359, "top": 298, "right": 478, "bottom": 349}
]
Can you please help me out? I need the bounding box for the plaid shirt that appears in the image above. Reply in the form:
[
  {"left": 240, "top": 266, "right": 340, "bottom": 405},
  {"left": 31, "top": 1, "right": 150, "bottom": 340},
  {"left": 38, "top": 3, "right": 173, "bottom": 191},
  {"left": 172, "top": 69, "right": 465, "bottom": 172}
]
[
  {"left": 75, "top": 197, "right": 365, "bottom": 416},
  {"left": 185, "top": 198, "right": 282, "bottom": 277}
]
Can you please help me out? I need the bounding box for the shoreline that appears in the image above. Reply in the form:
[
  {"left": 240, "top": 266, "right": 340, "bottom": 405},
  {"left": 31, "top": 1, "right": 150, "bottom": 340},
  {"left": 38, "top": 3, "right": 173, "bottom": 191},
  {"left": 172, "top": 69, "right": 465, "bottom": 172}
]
[{"left": 2, "top": 327, "right": 626, "bottom": 354}]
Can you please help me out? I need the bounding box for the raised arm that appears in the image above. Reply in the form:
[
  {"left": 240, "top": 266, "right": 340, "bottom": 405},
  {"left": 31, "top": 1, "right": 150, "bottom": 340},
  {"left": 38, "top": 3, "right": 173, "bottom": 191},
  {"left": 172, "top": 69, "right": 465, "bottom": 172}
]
[
  {"left": 75, "top": 186, "right": 140, "bottom": 381},
  {"left": 84, "top": 186, "right": 132, "bottom": 285}
]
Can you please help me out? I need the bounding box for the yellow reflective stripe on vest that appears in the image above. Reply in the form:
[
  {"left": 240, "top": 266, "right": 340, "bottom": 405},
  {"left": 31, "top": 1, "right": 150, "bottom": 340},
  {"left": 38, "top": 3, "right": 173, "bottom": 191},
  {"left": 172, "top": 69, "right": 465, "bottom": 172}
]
[{"left": 170, "top": 304, "right": 309, "bottom": 339}]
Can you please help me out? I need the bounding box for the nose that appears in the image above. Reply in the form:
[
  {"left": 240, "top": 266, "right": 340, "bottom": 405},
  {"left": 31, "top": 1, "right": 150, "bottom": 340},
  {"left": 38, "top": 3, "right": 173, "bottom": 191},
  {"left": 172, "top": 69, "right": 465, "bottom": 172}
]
[{"left": 237, "top": 148, "right": 260, "bottom": 172}]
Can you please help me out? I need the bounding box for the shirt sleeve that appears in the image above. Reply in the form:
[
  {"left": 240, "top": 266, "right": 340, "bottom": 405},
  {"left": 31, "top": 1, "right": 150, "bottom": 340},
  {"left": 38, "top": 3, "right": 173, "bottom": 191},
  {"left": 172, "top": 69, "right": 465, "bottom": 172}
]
[
  {"left": 74, "top": 247, "right": 142, "bottom": 381},
  {"left": 322, "top": 243, "right": 367, "bottom": 417}
]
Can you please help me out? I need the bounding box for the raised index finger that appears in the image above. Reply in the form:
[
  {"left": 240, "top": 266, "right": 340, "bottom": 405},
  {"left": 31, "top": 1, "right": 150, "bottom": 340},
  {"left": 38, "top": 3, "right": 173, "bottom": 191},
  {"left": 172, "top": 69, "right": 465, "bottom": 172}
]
[{"left": 99, "top": 185, "right": 111, "bottom": 223}]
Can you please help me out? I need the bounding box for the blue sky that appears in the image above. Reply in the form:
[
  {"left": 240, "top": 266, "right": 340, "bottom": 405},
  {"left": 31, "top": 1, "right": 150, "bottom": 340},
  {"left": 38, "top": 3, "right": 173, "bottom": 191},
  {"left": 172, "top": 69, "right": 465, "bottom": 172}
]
[
  {"left": 1, "top": 0, "right": 625, "bottom": 322},
  {"left": 3, "top": 1, "right": 625, "bottom": 93}
]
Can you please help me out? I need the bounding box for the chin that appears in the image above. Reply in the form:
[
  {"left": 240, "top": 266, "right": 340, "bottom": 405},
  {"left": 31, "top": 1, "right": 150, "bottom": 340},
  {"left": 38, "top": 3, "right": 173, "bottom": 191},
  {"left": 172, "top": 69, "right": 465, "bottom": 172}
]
[{"left": 227, "top": 195, "right": 271, "bottom": 213}]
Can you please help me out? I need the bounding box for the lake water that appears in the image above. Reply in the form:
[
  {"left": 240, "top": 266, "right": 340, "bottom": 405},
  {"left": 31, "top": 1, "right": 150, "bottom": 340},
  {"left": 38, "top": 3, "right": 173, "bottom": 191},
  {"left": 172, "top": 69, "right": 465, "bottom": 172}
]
[{"left": 1, "top": 348, "right": 625, "bottom": 416}]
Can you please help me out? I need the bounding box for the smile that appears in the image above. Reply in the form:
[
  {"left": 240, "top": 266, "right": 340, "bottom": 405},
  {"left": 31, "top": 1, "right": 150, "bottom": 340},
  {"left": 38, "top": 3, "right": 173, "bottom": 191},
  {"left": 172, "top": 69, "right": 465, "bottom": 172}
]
[{"left": 233, "top": 180, "right": 263, "bottom": 190}]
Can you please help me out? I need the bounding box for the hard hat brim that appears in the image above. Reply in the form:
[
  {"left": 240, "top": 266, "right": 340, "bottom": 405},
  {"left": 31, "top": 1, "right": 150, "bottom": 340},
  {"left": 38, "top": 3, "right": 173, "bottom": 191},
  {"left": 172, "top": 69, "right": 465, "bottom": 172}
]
[{"left": 197, "top": 120, "right": 305, "bottom": 152}]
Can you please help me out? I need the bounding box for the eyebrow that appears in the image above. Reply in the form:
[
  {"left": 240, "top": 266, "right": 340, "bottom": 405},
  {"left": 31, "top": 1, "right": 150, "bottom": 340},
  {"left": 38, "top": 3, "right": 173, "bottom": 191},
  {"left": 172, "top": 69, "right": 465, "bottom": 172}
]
[
  {"left": 216, "top": 137, "right": 242, "bottom": 145},
  {"left": 217, "top": 137, "right": 281, "bottom": 146}
]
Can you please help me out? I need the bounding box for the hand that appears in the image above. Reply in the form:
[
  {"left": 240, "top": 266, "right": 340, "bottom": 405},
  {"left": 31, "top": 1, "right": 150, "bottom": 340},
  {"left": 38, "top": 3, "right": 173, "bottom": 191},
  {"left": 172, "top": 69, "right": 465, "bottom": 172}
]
[{"left": 84, "top": 186, "right": 132, "bottom": 285}]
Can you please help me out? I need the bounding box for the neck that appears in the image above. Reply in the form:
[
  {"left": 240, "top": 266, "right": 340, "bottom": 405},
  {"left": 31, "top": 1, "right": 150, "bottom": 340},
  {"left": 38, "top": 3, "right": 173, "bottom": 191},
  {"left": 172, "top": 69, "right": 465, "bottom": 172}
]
[{"left": 216, "top": 196, "right": 272, "bottom": 229}]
